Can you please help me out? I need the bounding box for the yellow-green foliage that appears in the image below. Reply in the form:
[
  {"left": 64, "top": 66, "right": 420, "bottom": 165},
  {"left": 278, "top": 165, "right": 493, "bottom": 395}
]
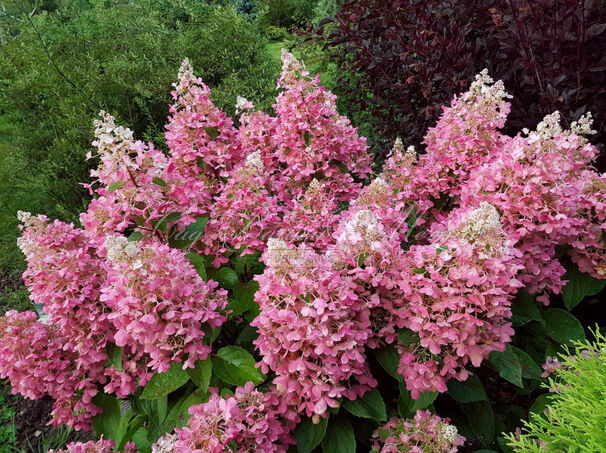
[{"left": 506, "top": 330, "right": 606, "bottom": 452}]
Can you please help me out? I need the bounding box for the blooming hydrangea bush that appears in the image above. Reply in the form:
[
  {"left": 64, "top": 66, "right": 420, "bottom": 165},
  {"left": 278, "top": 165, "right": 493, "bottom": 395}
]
[{"left": 1, "top": 50, "right": 605, "bottom": 452}]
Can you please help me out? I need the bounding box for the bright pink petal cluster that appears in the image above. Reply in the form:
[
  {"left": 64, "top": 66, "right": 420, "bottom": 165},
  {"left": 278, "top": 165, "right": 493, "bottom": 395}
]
[
  {"left": 160, "top": 383, "right": 296, "bottom": 453},
  {"left": 252, "top": 239, "right": 377, "bottom": 418},
  {"left": 371, "top": 411, "right": 465, "bottom": 453},
  {"left": 47, "top": 437, "right": 136, "bottom": 453},
  {"left": 100, "top": 235, "right": 228, "bottom": 375}
]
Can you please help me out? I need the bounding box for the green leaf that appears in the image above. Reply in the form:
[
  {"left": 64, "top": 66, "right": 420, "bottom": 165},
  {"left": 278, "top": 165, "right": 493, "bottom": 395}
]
[
  {"left": 105, "top": 344, "right": 123, "bottom": 371},
  {"left": 166, "top": 389, "right": 209, "bottom": 431},
  {"left": 562, "top": 266, "right": 606, "bottom": 310},
  {"left": 187, "top": 357, "right": 212, "bottom": 392},
  {"left": 152, "top": 176, "right": 167, "bottom": 187},
  {"left": 108, "top": 180, "right": 126, "bottom": 192},
  {"left": 294, "top": 416, "right": 328, "bottom": 453},
  {"left": 128, "top": 231, "right": 144, "bottom": 242},
  {"left": 140, "top": 362, "right": 190, "bottom": 400},
  {"left": 489, "top": 345, "right": 523, "bottom": 388},
  {"left": 185, "top": 252, "right": 207, "bottom": 281},
  {"left": 342, "top": 388, "right": 387, "bottom": 421},
  {"left": 412, "top": 391, "right": 438, "bottom": 411},
  {"left": 204, "top": 126, "right": 220, "bottom": 140},
  {"left": 236, "top": 324, "right": 259, "bottom": 349},
  {"left": 131, "top": 427, "right": 152, "bottom": 453},
  {"left": 464, "top": 401, "right": 495, "bottom": 448},
  {"left": 447, "top": 374, "right": 488, "bottom": 402},
  {"left": 321, "top": 416, "right": 356, "bottom": 453},
  {"left": 91, "top": 392, "right": 124, "bottom": 442},
  {"left": 511, "top": 291, "right": 542, "bottom": 326},
  {"left": 217, "top": 267, "right": 239, "bottom": 289},
  {"left": 397, "top": 384, "right": 437, "bottom": 417},
  {"left": 117, "top": 415, "right": 145, "bottom": 451},
  {"left": 212, "top": 346, "right": 265, "bottom": 386},
  {"left": 375, "top": 346, "right": 403, "bottom": 382},
  {"left": 185, "top": 216, "right": 209, "bottom": 240},
  {"left": 303, "top": 130, "right": 313, "bottom": 147},
  {"left": 397, "top": 329, "right": 419, "bottom": 346},
  {"left": 511, "top": 346, "right": 542, "bottom": 380},
  {"left": 543, "top": 308, "right": 585, "bottom": 345},
  {"left": 230, "top": 281, "right": 260, "bottom": 317}
]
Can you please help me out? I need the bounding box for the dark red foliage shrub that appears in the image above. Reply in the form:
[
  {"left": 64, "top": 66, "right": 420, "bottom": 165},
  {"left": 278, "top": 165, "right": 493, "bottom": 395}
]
[{"left": 317, "top": 0, "right": 606, "bottom": 164}]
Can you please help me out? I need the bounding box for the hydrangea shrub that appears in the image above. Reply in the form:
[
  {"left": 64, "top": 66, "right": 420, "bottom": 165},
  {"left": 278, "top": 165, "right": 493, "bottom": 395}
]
[{"left": 1, "top": 51, "right": 605, "bottom": 452}]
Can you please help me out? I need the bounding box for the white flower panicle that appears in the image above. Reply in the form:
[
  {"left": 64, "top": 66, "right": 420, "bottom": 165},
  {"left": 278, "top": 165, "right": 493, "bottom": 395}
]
[
  {"left": 440, "top": 423, "right": 459, "bottom": 443},
  {"left": 236, "top": 96, "right": 254, "bottom": 113},
  {"left": 469, "top": 69, "right": 512, "bottom": 103},
  {"left": 535, "top": 111, "right": 563, "bottom": 139},
  {"left": 570, "top": 112, "right": 597, "bottom": 136},
  {"left": 245, "top": 150, "right": 264, "bottom": 172}
]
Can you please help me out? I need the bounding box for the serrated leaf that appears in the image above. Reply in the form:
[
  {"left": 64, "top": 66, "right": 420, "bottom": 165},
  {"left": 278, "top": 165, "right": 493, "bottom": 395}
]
[
  {"left": 294, "top": 416, "right": 328, "bottom": 453},
  {"left": 511, "top": 345, "right": 542, "bottom": 380},
  {"left": 447, "top": 374, "right": 487, "bottom": 402},
  {"left": 342, "top": 388, "right": 386, "bottom": 421},
  {"left": 140, "top": 362, "right": 190, "bottom": 400},
  {"left": 187, "top": 357, "right": 212, "bottom": 392},
  {"left": 204, "top": 126, "right": 220, "bottom": 140},
  {"left": 543, "top": 308, "right": 585, "bottom": 345},
  {"left": 490, "top": 345, "right": 523, "bottom": 388},
  {"left": 217, "top": 267, "right": 239, "bottom": 289},
  {"left": 212, "top": 346, "right": 265, "bottom": 386},
  {"left": 321, "top": 416, "right": 356, "bottom": 453},
  {"left": 152, "top": 176, "right": 167, "bottom": 187},
  {"left": 375, "top": 346, "right": 402, "bottom": 382},
  {"left": 108, "top": 180, "right": 126, "bottom": 192},
  {"left": 562, "top": 266, "right": 606, "bottom": 310}
]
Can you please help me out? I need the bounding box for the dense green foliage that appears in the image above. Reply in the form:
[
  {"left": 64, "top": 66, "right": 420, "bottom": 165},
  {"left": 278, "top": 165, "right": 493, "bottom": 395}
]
[
  {"left": 505, "top": 330, "right": 606, "bottom": 452},
  {"left": 0, "top": 0, "right": 277, "bottom": 289}
]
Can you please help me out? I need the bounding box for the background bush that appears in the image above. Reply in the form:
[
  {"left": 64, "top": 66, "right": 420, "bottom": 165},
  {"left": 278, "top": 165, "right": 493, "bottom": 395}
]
[
  {"left": 0, "top": 0, "right": 278, "bottom": 303},
  {"left": 317, "top": 0, "right": 606, "bottom": 162}
]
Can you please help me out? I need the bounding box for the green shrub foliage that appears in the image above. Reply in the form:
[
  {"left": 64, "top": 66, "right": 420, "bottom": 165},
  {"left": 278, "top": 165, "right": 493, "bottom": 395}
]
[{"left": 0, "top": 0, "right": 277, "bottom": 272}]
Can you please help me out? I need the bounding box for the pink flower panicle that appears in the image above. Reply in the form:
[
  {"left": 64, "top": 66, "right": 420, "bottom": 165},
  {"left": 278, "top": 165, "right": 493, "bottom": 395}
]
[
  {"left": 371, "top": 411, "right": 465, "bottom": 453},
  {"left": 47, "top": 437, "right": 137, "bottom": 453},
  {"left": 170, "top": 383, "right": 296, "bottom": 452},
  {"left": 396, "top": 203, "right": 521, "bottom": 398},
  {"left": 100, "top": 235, "right": 228, "bottom": 375},
  {"left": 252, "top": 239, "right": 376, "bottom": 418}
]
